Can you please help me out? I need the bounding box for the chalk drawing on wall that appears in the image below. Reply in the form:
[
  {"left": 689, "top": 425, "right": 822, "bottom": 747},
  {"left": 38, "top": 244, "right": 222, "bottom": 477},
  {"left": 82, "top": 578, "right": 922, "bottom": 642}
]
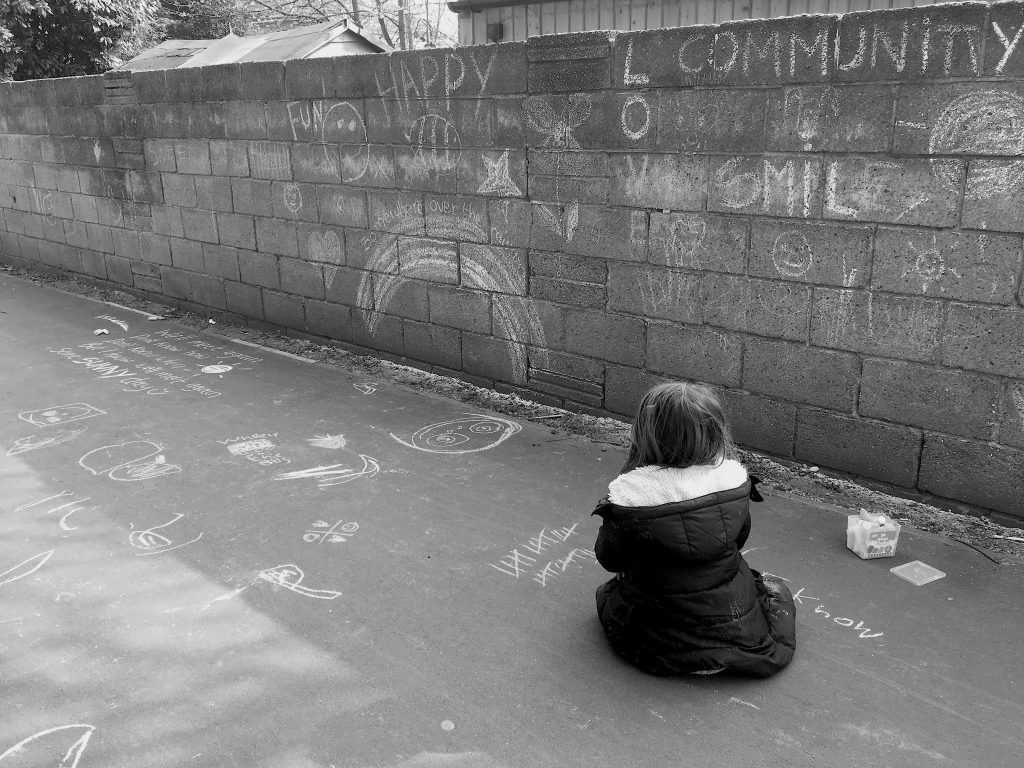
[
  {"left": 303, "top": 519, "right": 359, "bottom": 544},
  {"left": 323, "top": 101, "right": 370, "bottom": 182},
  {"left": 283, "top": 183, "right": 303, "bottom": 214},
  {"left": 523, "top": 94, "right": 592, "bottom": 149},
  {"left": 771, "top": 232, "right": 814, "bottom": 278},
  {"left": 59, "top": 507, "right": 90, "bottom": 531},
  {"left": 79, "top": 441, "right": 182, "bottom": 481},
  {"left": 665, "top": 216, "right": 707, "bottom": 268},
  {"left": 129, "top": 513, "right": 203, "bottom": 557},
  {"left": 406, "top": 114, "right": 462, "bottom": 174},
  {"left": 258, "top": 564, "right": 342, "bottom": 600},
  {"left": 905, "top": 236, "right": 961, "bottom": 292},
  {"left": 930, "top": 91, "right": 1024, "bottom": 194},
  {"left": 0, "top": 724, "right": 95, "bottom": 767},
  {"left": 309, "top": 230, "right": 342, "bottom": 263},
  {"left": 7, "top": 427, "right": 87, "bottom": 456},
  {"left": 535, "top": 199, "right": 579, "bottom": 242},
  {"left": 353, "top": 383, "right": 377, "bottom": 395},
  {"left": 477, "top": 149, "right": 522, "bottom": 196},
  {"left": 390, "top": 414, "right": 521, "bottom": 454},
  {"left": 273, "top": 455, "right": 380, "bottom": 487},
  {"left": 308, "top": 434, "right": 347, "bottom": 449},
  {"left": 0, "top": 549, "right": 54, "bottom": 588},
  {"left": 620, "top": 93, "right": 652, "bottom": 141},
  {"left": 19, "top": 403, "right": 106, "bottom": 428},
  {"left": 1011, "top": 388, "right": 1024, "bottom": 431}
]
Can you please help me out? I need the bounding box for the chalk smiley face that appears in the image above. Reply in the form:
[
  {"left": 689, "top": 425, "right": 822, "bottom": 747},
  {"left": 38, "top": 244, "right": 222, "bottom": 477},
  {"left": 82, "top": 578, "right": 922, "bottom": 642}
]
[{"left": 390, "top": 414, "right": 522, "bottom": 454}]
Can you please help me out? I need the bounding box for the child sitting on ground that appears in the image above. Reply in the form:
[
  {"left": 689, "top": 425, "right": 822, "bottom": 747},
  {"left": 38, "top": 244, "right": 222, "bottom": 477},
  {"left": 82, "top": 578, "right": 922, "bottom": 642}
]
[{"left": 593, "top": 382, "right": 796, "bottom": 677}]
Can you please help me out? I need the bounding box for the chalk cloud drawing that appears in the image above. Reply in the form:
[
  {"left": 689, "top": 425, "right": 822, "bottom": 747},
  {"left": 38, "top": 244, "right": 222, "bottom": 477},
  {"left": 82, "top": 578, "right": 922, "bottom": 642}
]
[
  {"left": 274, "top": 455, "right": 380, "bottom": 487},
  {"left": 0, "top": 550, "right": 54, "bottom": 588},
  {"left": 477, "top": 149, "right": 522, "bottom": 196},
  {"left": 353, "top": 383, "right": 378, "bottom": 395},
  {"left": 7, "top": 427, "right": 87, "bottom": 456},
  {"left": 79, "top": 441, "right": 182, "bottom": 481},
  {"left": 391, "top": 414, "right": 521, "bottom": 454},
  {"left": 303, "top": 519, "right": 359, "bottom": 544},
  {"left": 771, "top": 232, "right": 814, "bottom": 278},
  {"left": 0, "top": 723, "right": 95, "bottom": 767},
  {"left": 308, "top": 434, "right": 347, "bottom": 449},
  {"left": 258, "top": 564, "right": 341, "bottom": 600},
  {"left": 283, "top": 183, "right": 303, "bottom": 213},
  {"left": 129, "top": 513, "right": 203, "bottom": 557},
  {"left": 930, "top": 90, "right": 1024, "bottom": 194},
  {"left": 19, "top": 404, "right": 105, "bottom": 428}
]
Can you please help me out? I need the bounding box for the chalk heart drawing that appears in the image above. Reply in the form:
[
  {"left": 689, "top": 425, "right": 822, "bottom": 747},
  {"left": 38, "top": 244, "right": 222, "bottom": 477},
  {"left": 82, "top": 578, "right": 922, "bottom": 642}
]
[
  {"left": 0, "top": 724, "right": 95, "bottom": 767},
  {"left": 522, "top": 93, "right": 592, "bottom": 149},
  {"left": 273, "top": 454, "right": 380, "bottom": 488},
  {"left": 19, "top": 403, "right": 105, "bottom": 428},
  {"left": 7, "top": 427, "right": 86, "bottom": 456},
  {"left": 391, "top": 414, "right": 521, "bottom": 454},
  {"left": 477, "top": 149, "right": 522, "bottom": 196},
  {"left": 930, "top": 90, "right": 1024, "bottom": 194},
  {"left": 771, "top": 231, "right": 813, "bottom": 278},
  {"left": 258, "top": 564, "right": 341, "bottom": 600},
  {"left": 79, "top": 441, "right": 182, "bottom": 481},
  {"left": 309, "top": 230, "right": 342, "bottom": 263},
  {"left": 128, "top": 513, "right": 203, "bottom": 557},
  {"left": 0, "top": 550, "right": 54, "bottom": 588}
]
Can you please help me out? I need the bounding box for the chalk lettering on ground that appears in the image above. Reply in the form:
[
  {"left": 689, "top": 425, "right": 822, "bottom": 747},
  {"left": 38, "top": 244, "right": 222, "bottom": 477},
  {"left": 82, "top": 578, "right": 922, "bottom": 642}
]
[
  {"left": 79, "top": 440, "right": 181, "bottom": 481},
  {"left": 391, "top": 414, "right": 521, "bottom": 454},
  {"left": 762, "top": 573, "right": 884, "bottom": 640},
  {"left": 490, "top": 525, "right": 596, "bottom": 586},
  {"left": 0, "top": 549, "right": 55, "bottom": 588},
  {"left": 303, "top": 519, "right": 359, "bottom": 544},
  {"left": 258, "top": 564, "right": 341, "bottom": 600},
  {"left": 220, "top": 433, "right": 291, "bottom": 465},
  {"left": 273, "top": 454, "right": 380, "bottom": 488},
  {"left": 0, "top": 724, "right": 95, "bottom": 767},
  {"left": 128, "top": 513, "right": 203, "bottom": 557},
  {"left": 13, "top": 490, "right": 96, "bottom": 531}
]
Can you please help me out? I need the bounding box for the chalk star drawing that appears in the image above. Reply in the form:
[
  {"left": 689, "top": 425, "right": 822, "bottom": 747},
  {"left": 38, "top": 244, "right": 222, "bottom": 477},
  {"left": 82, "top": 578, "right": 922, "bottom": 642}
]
[
  {"left": 477, "top": 149, "right": 522, "bottom": 196},
  {"left": 0, "top": 723, "right": 95, "bottom": 767},
  {"left": 79, "top": 441, "right": 182, "bottom": 481},
  {"left": 0, "top": 550, "right": 54, "bottom": 588},
  {"left": 19, "top": 403, "right": 105, "bottom": 428},
  {"left": 273, "top": 455, "right": 380, "bottom": 488},
  {"left": 303, "top": 519, "right": 359, "bottom": 544},
  {"left": 308, "top": 434, "right": 347, "bottom": 449},
  {"left": 258, "top": 564, "right": 341, "bottom": 600},
  {"left": 353, "top": 383, "right": 377, "bottom": 395},
  {"left": 128, "top": 513, "right": 204, "bottom": 557},
  {"left": 391, "top": 414, "right": 521, "bottom": 454},
  {"left": 7, "top": 427, "right": 86, "bottom": 456}
]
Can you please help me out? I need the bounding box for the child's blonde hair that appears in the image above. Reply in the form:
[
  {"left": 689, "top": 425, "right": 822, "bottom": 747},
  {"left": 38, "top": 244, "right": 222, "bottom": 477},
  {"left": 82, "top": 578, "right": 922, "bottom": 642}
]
[{"left": 622, "top": 382, "right": 736, "bottom": 472}]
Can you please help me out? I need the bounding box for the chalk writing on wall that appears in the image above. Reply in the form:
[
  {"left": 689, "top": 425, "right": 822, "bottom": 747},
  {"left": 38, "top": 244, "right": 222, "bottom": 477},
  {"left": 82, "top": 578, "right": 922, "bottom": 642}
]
[
  {"left": 79, "top": 441, "right": 182, "bottom": 481},
  {"left": 391, "top": 414, "right": 521, "bottom": 454},
  {"left": 18, "top": 403, "right": 105, "bottom": 427},
  {"left": 0, "top": 724, "right": 95, "bottom": 767},
  {"left": 258, "top": 564, "right": 342, "bottom": 600}
]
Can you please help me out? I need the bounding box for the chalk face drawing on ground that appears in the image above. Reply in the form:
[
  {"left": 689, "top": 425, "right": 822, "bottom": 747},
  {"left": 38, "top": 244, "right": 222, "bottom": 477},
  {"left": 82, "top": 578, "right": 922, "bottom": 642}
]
[
  {"left": 274, "top": 455, "right": 380, "bottom": 488},
  {"left": 18, "top": 404, "right": 105, "bottom": 428},
  {"left": 128, "top": 513, "right": 204, "bottom": 557},
  {"left": 258, "top": 564, "right": 342, "bottom": 600},
  {"left": 489, "top": 525, "right": 596, "bottom": 586},
  {"left": 307, "top": 434, "right": 347, "bottom": 449},
  {"left": 220, "top": 433, "right": 291, "bottom": 466},
  {"left": 0, "top": 723, "right": 95, "bottom": 767},
  {"left": 391, "top": 414, "right": 521, "bottom": 454},
  {"left": 0, "top": 550, "right": 54, "bottom": 588},
  {"left": 79, "top": 441, "right": 182, "bottom": 481},
  {"left": 7, "top": 427, "right": 87, "bottom": 456},
  {"left": 304, "top": 519, "right": 359, "bottom": 544}
]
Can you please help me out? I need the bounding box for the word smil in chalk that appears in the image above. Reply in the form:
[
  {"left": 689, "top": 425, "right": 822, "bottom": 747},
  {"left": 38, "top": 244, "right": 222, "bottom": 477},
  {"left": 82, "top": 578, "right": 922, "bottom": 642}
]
[
  {"left": 489, "top": 525, "right": 596, "bottom": 587},
  {"left": 303, "top": 519, "right": 359, "bottom": 544}
]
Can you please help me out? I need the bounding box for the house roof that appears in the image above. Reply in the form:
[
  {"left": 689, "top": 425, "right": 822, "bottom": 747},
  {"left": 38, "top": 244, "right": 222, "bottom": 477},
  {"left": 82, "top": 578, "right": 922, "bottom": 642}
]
[{"left": 116, "top": 19, "right": 389, "bottom": 71}]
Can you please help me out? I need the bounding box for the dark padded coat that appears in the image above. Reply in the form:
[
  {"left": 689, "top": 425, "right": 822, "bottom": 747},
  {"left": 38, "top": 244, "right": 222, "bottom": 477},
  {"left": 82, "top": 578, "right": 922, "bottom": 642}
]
[{"left": 593, "top": 476, "right": 796, "bottom": 677}]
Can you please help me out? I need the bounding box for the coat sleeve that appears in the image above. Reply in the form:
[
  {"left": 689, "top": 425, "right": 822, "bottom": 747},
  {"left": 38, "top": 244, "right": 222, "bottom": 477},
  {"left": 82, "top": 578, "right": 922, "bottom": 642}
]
[
  {"left": 736, "top": 510, "right": 751, "bottom": 550},
  {"left": 593, "top": 499, "right": 631, "bottom": 573}
]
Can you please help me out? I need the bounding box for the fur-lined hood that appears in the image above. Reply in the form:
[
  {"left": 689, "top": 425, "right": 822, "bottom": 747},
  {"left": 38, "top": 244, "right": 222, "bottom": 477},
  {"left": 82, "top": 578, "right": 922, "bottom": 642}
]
[{"left": 607, "top": 460, "right": 748, "bottom": 508}]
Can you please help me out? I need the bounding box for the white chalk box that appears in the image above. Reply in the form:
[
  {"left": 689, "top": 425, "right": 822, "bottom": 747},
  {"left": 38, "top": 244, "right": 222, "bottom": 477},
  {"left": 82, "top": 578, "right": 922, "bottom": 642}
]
[{"left": 847, "top": 511, "right": 901, "bottom": 559}]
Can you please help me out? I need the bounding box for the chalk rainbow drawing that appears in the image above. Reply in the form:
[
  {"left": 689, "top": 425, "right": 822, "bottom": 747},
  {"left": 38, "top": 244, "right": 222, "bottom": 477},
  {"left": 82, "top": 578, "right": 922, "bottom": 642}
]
[
  {"left": 0, "top": 724, "right": 95, "bottom": 767},
  {"left": 258, "top": 564, "right": 341, "bottom": 600},
  {"left": 7, "top": 427, "right": 87, "bottom": 456},
  {"left": 391, "top": 414, "right": 521, "bottom": 454},
  {"left": 79, "top": 441, "right": 181, "bottom": 481},
  {"left": 0, "top": 550, "right": 54, "bottom": 588},
  {"left": 128, "top": 513, "right": 204, "bottom": 556},
  {"left": 18, "top": 404, "right": 105, "bottom": 428},
  {"left": 355, "top": 216, "right": 545, "bottom": 382},
  {"left": 273, "top": 455, "right": 380, "bottom": 488}
]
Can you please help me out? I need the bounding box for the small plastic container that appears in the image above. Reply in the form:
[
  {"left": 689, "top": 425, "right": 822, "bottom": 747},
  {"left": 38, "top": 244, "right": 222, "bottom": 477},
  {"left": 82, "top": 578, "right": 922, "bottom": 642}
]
[{"left": 847, "top": 509, "right": 901, "bottom": 559}]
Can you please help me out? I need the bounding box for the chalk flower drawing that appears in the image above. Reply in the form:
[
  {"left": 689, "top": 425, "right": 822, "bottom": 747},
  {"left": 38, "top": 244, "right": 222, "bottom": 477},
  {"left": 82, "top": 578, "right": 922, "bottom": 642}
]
[
  {"left": 128, "top": 513, "right": 204, "bottom": 557},
  {"left": 906, "top": 235, "right": 961, "bottom": 292},
  {"left": 19, "top": 403, "right": 106, "bottom": 428},
  {"left": 79, "top": 441, "right": 182, "bottom": 481},
  {"left": 0, "top": 724, "right": 95, "bottom": 767},
  {"left": 258, "top": 564, "right": 342, "bottom": 600},
  {"left": 477, "top": 149, "right": 522, "bottom": 196},
  {"left": 7, "top": 427, "right": 87, "bottom": 456},
  {"left": 0, "top": 550, "right": 54, "bottom": 588},
  {"left": 274, "top": 455, "right": 380, "bottom": 487},
  {"left": 304, "top": 519, "right": 359, "bottom": 544},
  {"left": 391, "top": 414, "right": 521, "bottom": 454},
  {"left": 308, "top": 434, "right": 347, "bottom": 449}
]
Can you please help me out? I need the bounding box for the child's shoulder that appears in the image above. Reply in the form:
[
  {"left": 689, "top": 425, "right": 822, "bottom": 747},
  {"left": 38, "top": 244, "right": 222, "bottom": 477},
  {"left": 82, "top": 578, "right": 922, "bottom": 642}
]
[{"left": 607, "top": 459, "right": 747, "bottom": 507}]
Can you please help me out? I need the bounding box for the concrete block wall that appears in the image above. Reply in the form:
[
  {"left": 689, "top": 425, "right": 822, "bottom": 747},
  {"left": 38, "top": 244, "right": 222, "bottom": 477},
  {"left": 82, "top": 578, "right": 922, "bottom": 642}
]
[{"left": 2, "top": 2, "right": 1023, "bottom": 524}]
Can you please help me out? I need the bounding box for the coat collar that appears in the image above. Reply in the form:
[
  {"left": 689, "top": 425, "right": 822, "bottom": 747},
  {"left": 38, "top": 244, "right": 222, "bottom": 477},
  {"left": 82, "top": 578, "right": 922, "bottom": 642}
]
[{"left": 607, "top": 460, "right": 748, "bottom": 507}]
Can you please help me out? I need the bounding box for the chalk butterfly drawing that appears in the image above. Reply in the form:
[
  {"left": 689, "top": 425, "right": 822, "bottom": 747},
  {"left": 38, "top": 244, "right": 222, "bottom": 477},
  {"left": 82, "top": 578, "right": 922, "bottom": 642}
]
[
  {"left": 273, "top": 455, "right": 380, "bottom": 488},
  {"left": 0, "top": 550, "right": 54, "bottom": 589},
  {"left": 18, "top": 404, "right": 105, "bottom": 428},
  {"left": 0, "top": 724, "right": 95, "bottom": 768},
  {"left": 79, "top": 441, "right": 181, "bottom": 481},
  {"left": 390, "top": 414, "right": 521, "bottom": 454},
  {"left": 258, "top": 564, "right": 341, "bottom": 600},
  {"left": 7, "top": 427, "right": 86, "bottom": 456},
  {"left": 128, "top": 514, "right": 204, "bottom": 557},
  {"left": 522, "top": 94, "right": 592, "bottom": 149}
]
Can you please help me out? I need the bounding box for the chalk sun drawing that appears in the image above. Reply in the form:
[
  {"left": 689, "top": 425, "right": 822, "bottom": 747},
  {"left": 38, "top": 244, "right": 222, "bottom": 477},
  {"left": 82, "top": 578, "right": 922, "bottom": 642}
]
[
  {"left": 19, "top": 403, "right": 105, "bottom": 428},
  {"left": 0, "top": 724, "right": 95, "bottom": 767},
  {"left": 930, "top": 90, "right": 1024, "bottom": 194},
  {"left": 258, "top": 564, "right": 341, "bottom": 600},
  {"left": 477, "top": 149, "right": 522, "bottom": 196},
  {"left": 304, "top": 519, "right": 359, "bottom": 544},
  {"left": 79, "top": 441, "right": 182, "bottom": 481},
  {"left": 308, "top": 434, "right": 346, "bottom": 449},
  {"left": 7, "top": 427, "right": 86, "bottom": 456},
  {"left": 391, "top": 414, "right": 521, "bottom": 454},
  {"left": 128, "top": 513, "right": 204, "bottom": 556},
  {"left": 0, "top": 550, "right": 54, "bottom": 588},
  {"left": 355, "top": 217, "right": 545, "bottom": 382},
  {"left": 906, "top": 235, "right": 961, "bottom": 293},
  {"left": 273, "top": 455, "right": 380, "bottom": 487}
]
